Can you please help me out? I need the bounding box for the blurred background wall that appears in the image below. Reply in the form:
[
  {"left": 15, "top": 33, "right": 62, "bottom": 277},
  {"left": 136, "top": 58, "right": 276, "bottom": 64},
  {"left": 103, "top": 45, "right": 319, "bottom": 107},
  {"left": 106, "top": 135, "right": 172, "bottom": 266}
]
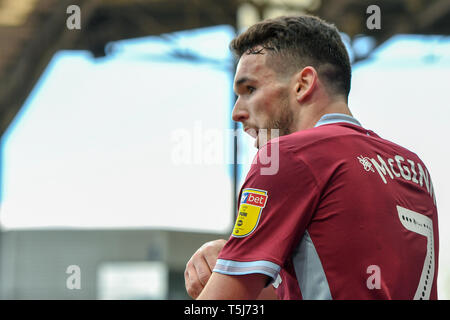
[
  {"left": 0, "top": 229, "right": 224, "bottom": 299},
  {"left": 0, "top": 0, "right": 449, "bottom": 299}
]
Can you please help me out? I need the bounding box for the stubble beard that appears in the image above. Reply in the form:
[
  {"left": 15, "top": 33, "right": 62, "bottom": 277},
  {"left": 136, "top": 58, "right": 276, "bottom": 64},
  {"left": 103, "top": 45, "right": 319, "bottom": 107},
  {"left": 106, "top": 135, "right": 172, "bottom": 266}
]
[{"left": 256, "top": 99, "right": 294, "bottom": 149}]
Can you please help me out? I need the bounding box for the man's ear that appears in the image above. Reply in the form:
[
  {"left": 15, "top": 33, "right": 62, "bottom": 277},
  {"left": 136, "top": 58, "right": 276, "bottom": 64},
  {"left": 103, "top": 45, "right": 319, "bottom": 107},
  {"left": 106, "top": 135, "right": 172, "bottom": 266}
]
[{"left": 294, "top": 66, "right": 318, "bottom": 103}]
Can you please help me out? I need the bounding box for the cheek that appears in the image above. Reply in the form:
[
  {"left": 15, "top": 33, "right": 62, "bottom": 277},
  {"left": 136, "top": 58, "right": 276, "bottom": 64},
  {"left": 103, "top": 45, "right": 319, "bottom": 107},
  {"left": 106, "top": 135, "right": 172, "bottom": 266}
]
[
  {"left": 254, "top": 91, "right": 280, "bottom": 116},
  {"left": 248, "top": 87, "right": 286, "bottom": 125},
  {"left": 249, "top": 95, "right": 272, "bottom": 123}
]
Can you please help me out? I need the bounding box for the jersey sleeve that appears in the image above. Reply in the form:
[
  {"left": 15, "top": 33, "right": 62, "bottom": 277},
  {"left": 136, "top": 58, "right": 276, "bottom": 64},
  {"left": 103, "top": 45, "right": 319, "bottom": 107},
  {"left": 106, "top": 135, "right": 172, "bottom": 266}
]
[{"left": 214, "top": 139, "right": 320, "bottom": 284}]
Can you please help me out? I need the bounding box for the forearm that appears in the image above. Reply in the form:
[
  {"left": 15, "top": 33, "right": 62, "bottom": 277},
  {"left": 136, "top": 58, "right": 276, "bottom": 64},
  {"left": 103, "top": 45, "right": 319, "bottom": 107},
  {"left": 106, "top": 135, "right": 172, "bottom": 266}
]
[
  {"left": 197, "top": 272, "right": 267, "bottom": 300},
  {"left": 257, "top": 285, "right": 278, "bottom": 300}
]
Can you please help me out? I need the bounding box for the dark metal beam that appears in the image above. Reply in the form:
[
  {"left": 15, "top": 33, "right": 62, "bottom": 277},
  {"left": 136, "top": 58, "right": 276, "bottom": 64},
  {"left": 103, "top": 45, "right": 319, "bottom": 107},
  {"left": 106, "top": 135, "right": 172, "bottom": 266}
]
[
  {"left": 0, "top": 0, "right": 100, "bottom": 136},
  {"left": 1, "top": 0, "right": 450, "bottom": 139},
  {"left": 0, "top": 0, "right": 239, "bottom": 136}
]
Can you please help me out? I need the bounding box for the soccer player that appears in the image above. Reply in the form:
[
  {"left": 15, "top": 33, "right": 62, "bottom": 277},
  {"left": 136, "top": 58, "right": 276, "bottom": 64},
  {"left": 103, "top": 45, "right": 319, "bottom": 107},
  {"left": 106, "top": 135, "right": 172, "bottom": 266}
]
[{"left": 184, "top": 15, "right": 439, "bottom": 300}]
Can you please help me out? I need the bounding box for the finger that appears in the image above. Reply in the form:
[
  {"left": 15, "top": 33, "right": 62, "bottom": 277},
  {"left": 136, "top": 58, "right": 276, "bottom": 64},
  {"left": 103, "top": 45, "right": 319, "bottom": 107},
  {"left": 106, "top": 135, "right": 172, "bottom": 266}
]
[
  {"left": 193, "top": 255, "right": 213, "bottom": 287},
  {"left": 202, "top": 239, "right": 226, "bottom": 271},
  {"left": 185, "top": 262, "right": 204, "bottom": 299},
  {"left": 203, "top": 252, "right": 218, "bottom": 272}
]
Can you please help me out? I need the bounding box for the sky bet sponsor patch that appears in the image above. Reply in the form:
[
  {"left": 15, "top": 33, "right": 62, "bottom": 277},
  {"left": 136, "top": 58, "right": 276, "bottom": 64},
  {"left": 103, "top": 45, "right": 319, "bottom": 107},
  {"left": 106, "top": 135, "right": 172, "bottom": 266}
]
[{"left": 232, "top": 188, "right": 268, "bottom": 237}]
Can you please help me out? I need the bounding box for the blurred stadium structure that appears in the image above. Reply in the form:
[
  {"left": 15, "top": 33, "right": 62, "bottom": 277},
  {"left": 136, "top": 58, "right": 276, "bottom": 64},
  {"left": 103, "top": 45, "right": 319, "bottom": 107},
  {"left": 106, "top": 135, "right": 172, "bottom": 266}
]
[
  {"left": 0, "top": 0, "right": 449, "bottom": 299},
  {"left": 2, "top": 0, "right": 450, "bottom": 137}
]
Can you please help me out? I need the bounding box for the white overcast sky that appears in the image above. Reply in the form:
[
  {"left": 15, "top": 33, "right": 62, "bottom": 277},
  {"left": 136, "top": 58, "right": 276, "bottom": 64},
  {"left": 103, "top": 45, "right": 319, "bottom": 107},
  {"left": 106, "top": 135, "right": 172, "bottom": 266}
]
[{"left": 0, "top": 26, "right": 449, "bottom": 298}]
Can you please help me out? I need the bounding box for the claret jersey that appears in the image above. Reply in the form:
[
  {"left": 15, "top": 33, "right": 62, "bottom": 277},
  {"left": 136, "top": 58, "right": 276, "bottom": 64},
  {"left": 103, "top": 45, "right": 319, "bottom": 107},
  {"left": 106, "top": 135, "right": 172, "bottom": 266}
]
[{"left": 214, "top": 113, "right": 439, "bottom": 300}]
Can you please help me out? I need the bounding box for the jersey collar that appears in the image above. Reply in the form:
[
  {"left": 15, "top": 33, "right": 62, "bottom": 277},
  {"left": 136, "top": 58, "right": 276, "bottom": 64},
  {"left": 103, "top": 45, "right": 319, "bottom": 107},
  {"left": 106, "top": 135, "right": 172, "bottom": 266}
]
[{"left": 314, "top": 113, "right": 362, "bottom": 128}]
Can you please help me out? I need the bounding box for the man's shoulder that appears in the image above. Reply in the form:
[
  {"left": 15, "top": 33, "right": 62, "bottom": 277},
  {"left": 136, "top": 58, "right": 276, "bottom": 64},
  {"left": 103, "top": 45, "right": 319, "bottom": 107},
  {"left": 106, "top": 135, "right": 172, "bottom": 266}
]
[
  {"left": 272, "top": 122, "right": 365, "bottom": 152},
  {"left": 264, "top": 122, "right": 427, "bottom": 169}
]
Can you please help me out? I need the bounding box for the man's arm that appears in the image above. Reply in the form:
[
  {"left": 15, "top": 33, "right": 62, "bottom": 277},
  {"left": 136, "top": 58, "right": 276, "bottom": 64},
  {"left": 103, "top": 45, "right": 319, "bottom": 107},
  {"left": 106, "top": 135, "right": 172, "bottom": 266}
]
[
  {"left": 185, "top": 239, "right": 227, "bottom": 299},
  {"left": 197, "top": 272, "right": 268, "bottom": 300},
  {"left": 185, "top": 239, "right": 279, "bottom": 300},
  {"left": 257, "top": 284, "right": 278, "bottom": 300}
]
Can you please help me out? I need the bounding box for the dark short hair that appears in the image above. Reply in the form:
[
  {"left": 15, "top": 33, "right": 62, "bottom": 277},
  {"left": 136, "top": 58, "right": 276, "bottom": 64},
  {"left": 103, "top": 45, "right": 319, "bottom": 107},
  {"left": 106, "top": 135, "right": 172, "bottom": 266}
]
[{"left": 230, "top": 15, "right": 352, "bottom": 99}]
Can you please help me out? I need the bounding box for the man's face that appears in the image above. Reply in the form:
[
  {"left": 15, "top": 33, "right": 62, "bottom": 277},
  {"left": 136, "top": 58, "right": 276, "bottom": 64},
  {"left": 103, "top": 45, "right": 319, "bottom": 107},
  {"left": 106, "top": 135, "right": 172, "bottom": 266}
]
[{"left": 232, "top": 51, "right": 294, "bottom": 149}]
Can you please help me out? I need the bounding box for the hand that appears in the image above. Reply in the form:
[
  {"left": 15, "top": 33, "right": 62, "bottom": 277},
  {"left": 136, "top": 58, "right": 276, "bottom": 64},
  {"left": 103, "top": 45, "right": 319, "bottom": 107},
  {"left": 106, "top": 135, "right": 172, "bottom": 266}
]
[{"left": 184, "top": 239, "right": 227, "bottom": 299}]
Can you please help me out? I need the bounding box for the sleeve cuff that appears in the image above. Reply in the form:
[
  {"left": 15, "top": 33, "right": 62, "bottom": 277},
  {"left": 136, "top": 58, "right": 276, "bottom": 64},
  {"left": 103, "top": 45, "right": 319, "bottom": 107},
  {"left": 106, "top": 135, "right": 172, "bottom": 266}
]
[{"left": 213, "top": 259, "right": 281, "bottom": 285}]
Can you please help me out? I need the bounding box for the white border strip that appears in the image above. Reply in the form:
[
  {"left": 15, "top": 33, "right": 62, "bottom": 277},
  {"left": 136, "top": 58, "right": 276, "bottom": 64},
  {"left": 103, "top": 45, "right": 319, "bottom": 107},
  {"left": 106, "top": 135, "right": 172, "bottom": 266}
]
[
  {"left": 314, "top": 113, "right": 362, "bottom": 128},
  {"left": 213, "top": 259, "right": 280, "bottom": 282}
]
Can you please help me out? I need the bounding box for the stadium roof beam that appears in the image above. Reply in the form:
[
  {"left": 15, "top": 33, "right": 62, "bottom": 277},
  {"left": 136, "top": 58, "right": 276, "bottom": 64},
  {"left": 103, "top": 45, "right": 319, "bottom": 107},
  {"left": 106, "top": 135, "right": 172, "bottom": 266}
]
[{"left": 1, "top": 0, "right": 450, "bottom": 136}]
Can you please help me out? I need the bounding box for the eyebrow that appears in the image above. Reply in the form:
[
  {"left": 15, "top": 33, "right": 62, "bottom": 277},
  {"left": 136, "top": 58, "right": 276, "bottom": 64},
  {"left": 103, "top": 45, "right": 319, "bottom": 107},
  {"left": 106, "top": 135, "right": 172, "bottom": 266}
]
[
  {"left": 235, "top": 77, "right": 250, "bottom": 87},
  {"left": 233, "top": 77, "right": 255, "bottom": 92}
]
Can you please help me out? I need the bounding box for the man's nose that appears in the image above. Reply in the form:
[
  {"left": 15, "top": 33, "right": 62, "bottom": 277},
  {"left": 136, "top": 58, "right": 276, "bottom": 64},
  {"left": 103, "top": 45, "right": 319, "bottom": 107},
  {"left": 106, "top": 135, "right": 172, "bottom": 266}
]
[{"left": 231, "top": 99, "right": 249, "bottom": 123}]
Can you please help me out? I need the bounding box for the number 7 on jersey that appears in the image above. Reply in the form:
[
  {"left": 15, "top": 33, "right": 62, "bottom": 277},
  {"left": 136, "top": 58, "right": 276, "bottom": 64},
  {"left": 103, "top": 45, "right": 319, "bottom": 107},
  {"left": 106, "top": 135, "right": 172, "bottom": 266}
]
[{"left": 396, "top": 205, "right": 435, "bottom": 300}]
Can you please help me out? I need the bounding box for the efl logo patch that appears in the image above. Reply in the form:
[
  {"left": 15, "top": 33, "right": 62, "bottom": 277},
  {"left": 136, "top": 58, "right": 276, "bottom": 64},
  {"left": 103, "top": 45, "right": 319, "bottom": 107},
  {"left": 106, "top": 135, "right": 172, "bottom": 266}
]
[{"left": 232, "top": 188, "right": 268, "bottom": 238}]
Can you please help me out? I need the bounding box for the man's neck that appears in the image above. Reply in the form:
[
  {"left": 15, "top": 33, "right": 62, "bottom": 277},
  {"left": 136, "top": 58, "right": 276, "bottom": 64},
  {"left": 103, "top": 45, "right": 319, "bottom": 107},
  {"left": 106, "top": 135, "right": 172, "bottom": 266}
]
[{"left": 294, "top": 99, "right": 352, "bottom": 131}]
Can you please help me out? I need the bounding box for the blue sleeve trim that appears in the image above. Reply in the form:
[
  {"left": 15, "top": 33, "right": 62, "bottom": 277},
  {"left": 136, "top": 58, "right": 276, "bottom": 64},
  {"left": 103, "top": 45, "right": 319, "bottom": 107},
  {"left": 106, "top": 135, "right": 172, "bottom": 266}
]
[
  {"left": 213, "top": 259, "right": 280, "bottom": 283},
  {"left": 314, "top": 113, "right": 362, "bottom": 128}
]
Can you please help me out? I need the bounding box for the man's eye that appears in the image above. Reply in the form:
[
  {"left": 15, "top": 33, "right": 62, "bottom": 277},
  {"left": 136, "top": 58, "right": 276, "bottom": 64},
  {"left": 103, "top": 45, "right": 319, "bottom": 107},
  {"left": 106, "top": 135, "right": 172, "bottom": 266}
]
[{"left": 247, "top": 86, "right": 255, "bottom": 94}]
